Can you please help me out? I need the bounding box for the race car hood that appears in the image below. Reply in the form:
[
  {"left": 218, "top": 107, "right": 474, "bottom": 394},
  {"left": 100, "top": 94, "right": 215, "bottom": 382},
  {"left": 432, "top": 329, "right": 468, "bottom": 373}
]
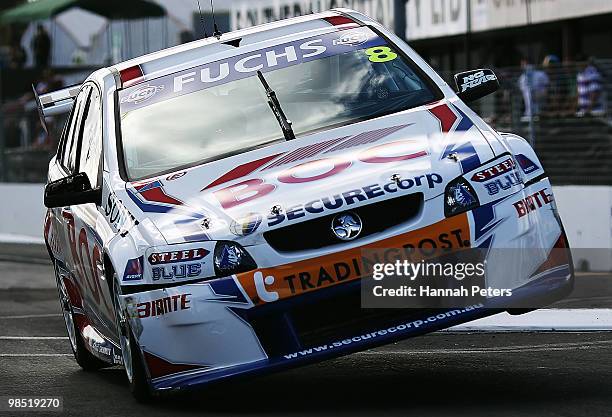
[{"left": 124, "top": 102, "right": 495, "bottom": 245}]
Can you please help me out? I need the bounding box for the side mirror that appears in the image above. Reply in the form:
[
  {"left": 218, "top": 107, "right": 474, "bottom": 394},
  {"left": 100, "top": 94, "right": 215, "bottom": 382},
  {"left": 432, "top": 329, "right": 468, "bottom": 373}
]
[
  {"left": 454, "top": 69, "right": 500, "bottom": 103},
  {"left": 44, "top": 172, "right": 101, "bottom": 208}
]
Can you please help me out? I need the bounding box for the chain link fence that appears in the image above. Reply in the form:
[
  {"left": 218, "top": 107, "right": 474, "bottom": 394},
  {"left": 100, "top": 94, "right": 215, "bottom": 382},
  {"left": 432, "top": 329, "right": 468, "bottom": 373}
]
[
  {"left": 0, "top": 67, "right": 93, "bottom": 183},
  {"left": 0, "top": 100, "right": 66, "bottom": 183}
]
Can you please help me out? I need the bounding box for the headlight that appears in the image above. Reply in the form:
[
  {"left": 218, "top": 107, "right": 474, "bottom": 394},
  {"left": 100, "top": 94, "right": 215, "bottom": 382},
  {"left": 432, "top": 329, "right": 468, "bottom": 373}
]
[
  {"left": 213, "top": 241, "right": 257, "bottom": 276},
  {"left": 444, "top": 177, "right": 480, "bottom": 217}
]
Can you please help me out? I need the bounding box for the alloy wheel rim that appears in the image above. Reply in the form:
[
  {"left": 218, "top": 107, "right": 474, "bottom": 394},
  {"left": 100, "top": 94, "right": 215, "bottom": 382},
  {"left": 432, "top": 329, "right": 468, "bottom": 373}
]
[{"left": 58, "top": 278, "right": 77, "bottom": 352}]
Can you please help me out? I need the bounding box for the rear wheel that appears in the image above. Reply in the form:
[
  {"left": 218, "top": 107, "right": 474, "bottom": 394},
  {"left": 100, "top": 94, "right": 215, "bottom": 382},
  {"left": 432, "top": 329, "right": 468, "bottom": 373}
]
[
  {"left": 55, "top": 268, "right": 108, "bottom": 371},
  {"left": 112, "top": 275, "right": 153, "bottom": 402}
]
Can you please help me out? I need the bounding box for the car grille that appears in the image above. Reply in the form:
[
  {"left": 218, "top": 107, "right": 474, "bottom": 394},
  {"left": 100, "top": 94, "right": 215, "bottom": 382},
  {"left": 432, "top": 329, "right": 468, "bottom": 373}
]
[
  {"left": 263, "top": 193, "right": 423, "bottom": 253},
  {"left": 290, "top": 290, "right": 430, "bottom": 348}
]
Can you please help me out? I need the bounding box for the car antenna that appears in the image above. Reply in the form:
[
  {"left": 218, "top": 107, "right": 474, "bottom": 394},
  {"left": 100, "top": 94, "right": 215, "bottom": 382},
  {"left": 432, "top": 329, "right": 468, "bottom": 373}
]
[
  {"left": 209, "top": 0, "right": 222, "bottom": 39},
  {"left": 196, "top": 0, "right": 209, "bottom": 38}
]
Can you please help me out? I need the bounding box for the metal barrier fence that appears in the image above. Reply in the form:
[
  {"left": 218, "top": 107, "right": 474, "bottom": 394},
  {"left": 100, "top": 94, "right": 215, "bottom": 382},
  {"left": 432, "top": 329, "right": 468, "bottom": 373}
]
[
  {"left": 0, "top": 67, "right": 93, "bottom": 183},
  {"left": 0, "top": 61, "right": 611, "bottom": 184},
  {"left": 0, "top": 101, "right": 66, "bottom": 183}
]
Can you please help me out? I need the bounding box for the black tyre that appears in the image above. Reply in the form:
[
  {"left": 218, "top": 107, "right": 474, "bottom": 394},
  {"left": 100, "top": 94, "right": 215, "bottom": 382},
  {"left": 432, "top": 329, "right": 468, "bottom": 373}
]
[
  {"left": 112, "top": 275, "right": 154, "bottom": 402},
  {"left": 55, "top": 267, "right": 108, "bottom": 371}
]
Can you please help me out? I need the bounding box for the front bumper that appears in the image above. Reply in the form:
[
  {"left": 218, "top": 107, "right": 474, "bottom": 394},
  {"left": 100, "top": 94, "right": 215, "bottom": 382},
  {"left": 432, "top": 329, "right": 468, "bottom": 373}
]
[{"left": 122, "top": 177, "right": 574, "bottom": 391}]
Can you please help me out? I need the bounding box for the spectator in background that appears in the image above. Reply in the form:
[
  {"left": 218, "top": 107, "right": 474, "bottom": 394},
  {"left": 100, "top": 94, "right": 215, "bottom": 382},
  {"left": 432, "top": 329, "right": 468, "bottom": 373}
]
[
  {"left": 32, "top": 70, "right": 64, "bottom": 149},
  {"left": 34, "top": 69, "right": 63, "bottom": 96},
  {"left": 542, "top": 54, "right": 564, "bottom": 117},
  {"left": 32, "top": 24, "right": 51, "bottom": 68},
  {"left": 518, "top": 58, "right": 549, "bottom": 121},
  {"left": 576, "top": 57, "right": 605, "bottom": 117}
]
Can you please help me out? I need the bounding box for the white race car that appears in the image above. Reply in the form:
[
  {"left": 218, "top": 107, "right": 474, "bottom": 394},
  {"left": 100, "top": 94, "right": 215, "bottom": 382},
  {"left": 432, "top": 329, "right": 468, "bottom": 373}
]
[{"left": 41, "top": 9, "right": 573, "bottom": 401}]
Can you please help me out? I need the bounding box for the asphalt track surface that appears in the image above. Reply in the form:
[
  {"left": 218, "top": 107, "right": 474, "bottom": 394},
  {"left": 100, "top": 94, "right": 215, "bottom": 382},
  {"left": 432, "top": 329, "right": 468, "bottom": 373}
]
[{"left": 1, "top": 260, "right": 612, "bottom": 417}]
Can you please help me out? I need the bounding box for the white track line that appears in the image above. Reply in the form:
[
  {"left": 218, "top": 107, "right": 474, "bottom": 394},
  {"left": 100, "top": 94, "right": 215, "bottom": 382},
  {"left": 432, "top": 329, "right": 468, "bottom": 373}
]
[
  {"left": 0, "top": 234, "right": 45, "bottom": 245},
  {"left": 447, "top": 309, "right": 612, "bottom": 332},
  {"left": 0, "top": 354, "right": 72, "bottom": 357},
  {"left": 0, "top": 313, "right": 61, "bottom": 320},
  {"left": 0, "top": 336, "right": 68, "bottom": 340}
]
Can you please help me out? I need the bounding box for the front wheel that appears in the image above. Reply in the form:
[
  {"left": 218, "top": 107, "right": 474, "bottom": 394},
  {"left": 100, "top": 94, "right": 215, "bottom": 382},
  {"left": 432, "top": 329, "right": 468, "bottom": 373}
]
[{"left": 112, "top": 275, "right": 153, "bottom": 402}]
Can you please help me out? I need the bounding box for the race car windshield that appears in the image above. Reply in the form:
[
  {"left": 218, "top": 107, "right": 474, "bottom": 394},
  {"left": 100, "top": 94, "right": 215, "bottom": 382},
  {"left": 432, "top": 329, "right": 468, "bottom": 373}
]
[{"left": 118, "top": 27, "right": 439, "bottom": 180}]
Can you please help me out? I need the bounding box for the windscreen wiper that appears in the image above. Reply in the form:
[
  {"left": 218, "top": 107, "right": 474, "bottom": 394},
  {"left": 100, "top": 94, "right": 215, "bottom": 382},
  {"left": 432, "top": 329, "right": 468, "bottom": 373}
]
[{"left": 256, "top": 70, "right": 296, "bottom": 141}]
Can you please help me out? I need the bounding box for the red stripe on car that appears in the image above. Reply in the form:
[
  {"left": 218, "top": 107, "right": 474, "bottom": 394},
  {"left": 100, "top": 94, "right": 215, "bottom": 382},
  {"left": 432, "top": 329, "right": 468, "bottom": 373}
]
[
  {"left": 429, "top": 103, "right": 458, "bottom": 133},
  {"left": 203, "top": 153, "right": 283, "bottom": 190}
]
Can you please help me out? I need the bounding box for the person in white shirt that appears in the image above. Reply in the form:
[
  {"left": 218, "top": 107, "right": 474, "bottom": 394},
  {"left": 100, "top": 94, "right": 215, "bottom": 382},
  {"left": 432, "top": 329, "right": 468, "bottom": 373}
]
[{"left": 518, "top": 58, "right": 549, "bottom": 121}]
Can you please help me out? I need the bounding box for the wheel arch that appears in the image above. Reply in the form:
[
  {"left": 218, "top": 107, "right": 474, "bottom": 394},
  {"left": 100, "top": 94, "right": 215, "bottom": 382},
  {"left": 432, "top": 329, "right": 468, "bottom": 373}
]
[{"left": 499, "top": 132, "right": 547, "bottom": 184}]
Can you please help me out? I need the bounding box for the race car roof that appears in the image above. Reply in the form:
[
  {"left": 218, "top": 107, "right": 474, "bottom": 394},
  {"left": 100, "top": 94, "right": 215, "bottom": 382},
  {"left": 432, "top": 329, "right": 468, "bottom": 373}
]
[{"left": 111, "top": 9, "right": 375, "bottom": 88}]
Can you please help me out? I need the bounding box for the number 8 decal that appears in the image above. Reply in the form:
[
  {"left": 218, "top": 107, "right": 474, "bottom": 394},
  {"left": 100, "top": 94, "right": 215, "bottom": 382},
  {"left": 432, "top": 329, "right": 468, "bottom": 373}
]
[{"left": 365, "top": 46, "right": 398, "bottom": 63}]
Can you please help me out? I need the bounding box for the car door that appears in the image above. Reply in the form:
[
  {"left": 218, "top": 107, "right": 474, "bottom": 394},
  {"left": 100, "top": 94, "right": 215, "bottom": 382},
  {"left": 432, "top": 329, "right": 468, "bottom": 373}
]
[
  {"left": 60, "top": 83, "right": 116, "bottom": 337},
  {"left": 50, "top": 85, "right": 89, "bottom": 312},
  {"left": 46, "top": 85, "right": 86, "bottom": 275}
]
